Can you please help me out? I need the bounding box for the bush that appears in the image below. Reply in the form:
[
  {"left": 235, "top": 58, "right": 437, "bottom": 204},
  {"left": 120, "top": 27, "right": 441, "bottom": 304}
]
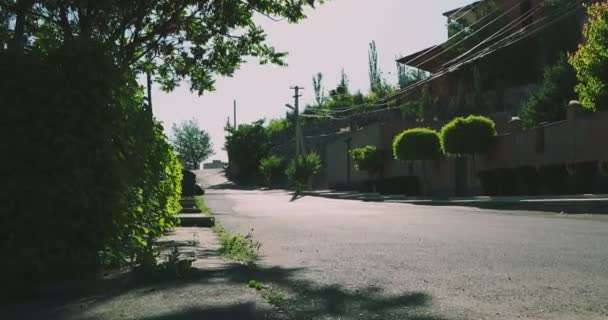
[
  {"left": 259, "top": 155, "right": 285, "bottom": 188},
  {"left": 224, "top": 120, "right": 270, "bottom": 184},
  {"left": 0, "top": 41, "right": 182, "bottom": 292},
  {"left": 286, "top": 153, "right": 322, "bottom": 190},
  {"left": 440, "top": 115, "right": 496, "bottom": 156},
  {"left": 392, "top": 128, "right": 441, "bottom": 160},
  {"left": 350, "top": 146, "right": 385, "bottom": 178},
  {"left": 569, "top": 2, "right": 608, "bottom": 112},
  {"left": 519, "top": 55, "right": 576, "bottom": 128}
]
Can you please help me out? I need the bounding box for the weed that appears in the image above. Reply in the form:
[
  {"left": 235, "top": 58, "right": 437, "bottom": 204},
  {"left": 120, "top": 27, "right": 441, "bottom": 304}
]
[
  {"left": 248, "top": 279, "right": 264, "bottom": 290},
  {"left": 213, "top": 226, "right": 261, "bottom": 264},
  {"left": 262, "top": 287, "right": 285, "bottom": 308}
]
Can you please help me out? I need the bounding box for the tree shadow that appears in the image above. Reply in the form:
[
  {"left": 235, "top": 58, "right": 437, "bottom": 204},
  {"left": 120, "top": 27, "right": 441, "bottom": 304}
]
[
  {"left": 408, "top": 199, "right": 608, "bottom": 215},
  {"left": 3, "top": 263, "right": 454, "bottom": 320}
]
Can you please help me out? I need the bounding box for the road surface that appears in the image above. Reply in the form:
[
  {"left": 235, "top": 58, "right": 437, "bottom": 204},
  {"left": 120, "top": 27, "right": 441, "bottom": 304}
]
[{"left": 200, "top": 169, "right": 608, "bottom": 320}]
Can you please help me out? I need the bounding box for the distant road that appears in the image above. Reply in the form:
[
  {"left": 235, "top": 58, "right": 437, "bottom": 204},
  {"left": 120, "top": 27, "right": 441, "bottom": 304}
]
[{"left": 201, "top": 169, "right": 608, "bottom": 320}]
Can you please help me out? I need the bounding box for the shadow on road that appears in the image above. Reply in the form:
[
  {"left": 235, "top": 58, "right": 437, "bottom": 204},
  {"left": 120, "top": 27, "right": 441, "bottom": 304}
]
[{"left": 4, "top": 263, "right": 451, "bottom": 320}]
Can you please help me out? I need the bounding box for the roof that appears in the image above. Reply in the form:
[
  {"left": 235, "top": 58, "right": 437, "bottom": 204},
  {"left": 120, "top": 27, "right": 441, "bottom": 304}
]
[
  {"left": 396, "top": 45, "right": 451, "bottom": 73},
  {"left": 442, "top": 0, "right": 483, "bottom": 18}
]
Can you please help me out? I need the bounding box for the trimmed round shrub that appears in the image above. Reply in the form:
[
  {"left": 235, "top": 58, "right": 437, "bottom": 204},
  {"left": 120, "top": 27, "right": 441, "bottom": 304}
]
[
  {"left": 440, "top": 115, "right": 496, "bottom": 155},
  {"left": 350, "top": 145, "right": 385, "bottom": 177},
  {"left": 392, "top": 128, "right": 441, "bottom": 161}
]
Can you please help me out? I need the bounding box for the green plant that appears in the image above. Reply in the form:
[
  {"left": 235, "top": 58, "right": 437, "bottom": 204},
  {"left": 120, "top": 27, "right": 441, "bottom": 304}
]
[
  {"left": 0, "top": 42, "right": 183, "bottom": 293},
  {"left": 194, "top": 196, "right": 211, "bottom": 217},
  {"left": 519, "top": 55, "right": 576, "bottom": 128},
  {"left": 171, "top": 119, "right": 213, "bottom": 170},
  {"left": 224, "top": 120, "right": 270, "bottom": 185},
  {"left": 262, "top": 287, "right": 286, "bottom": 308},
  {"left": 350, "top": 146, "right": 385, "bottom": 192},
  {"left": 569, "top": 2, "right": 608, "bottom": 112},
  {"left": 248, "top": 280, "right": 264, "bottom": 290},
  {"left": 440, "top": 115, "right": 496, "bottom": 156},
  {"left": 259, "top": 155, "right": 286, "bottom": 188},
  {"left": 393, "top": 128, "right": 441, "bottom": 161},
  {"left": 4, "top": 1, "right": 320, "bottom": 94},
  {"left": 286, "top": 153, "right": 322, "bottom": 191},
  {"left": 214, "top": 226, "right": 260, "bottom": 265}
]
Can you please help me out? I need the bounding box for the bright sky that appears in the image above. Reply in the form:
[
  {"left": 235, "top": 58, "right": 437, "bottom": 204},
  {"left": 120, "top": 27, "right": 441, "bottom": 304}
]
[{"left": 153, "top": 0, "right": 474, "bottom": 162}]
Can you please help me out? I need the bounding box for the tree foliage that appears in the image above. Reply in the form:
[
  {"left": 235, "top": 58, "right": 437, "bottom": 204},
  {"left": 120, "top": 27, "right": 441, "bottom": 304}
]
[
  {"left": 392, "top": 128, "right": 441, "bottom": 161},
  {"left": 519, "top": 55, "right": 576, "bottom": 128},
  {"left": 0, "top": 41, "right": 182, "bottom": 289},
  {"left": 368, "top": 40, "right": 391, "bottom": 97},
  {"left": 440, "top": 115, "right": 496, "bottom": 156},
  {"left": 224, "top": 120, "right": 270, "bottom": 184},
  {"left": 286, "top": 152, "right": 321, "bottom": 190},
  {"left": 171, "top": 119, "right": 213, "bottom": 170},
  {"left": 312, "top": 72, "right": 326, "bottom": 107},
  {"left": 259, "top": 155, "right": 285, "bottom": 188},
  {"left": 1, "top": 0, "right": 321, "bottom": 94},
  {"left": 350, "top": 145, "right": 385, "bottom": 178},
  {"left": 569, "top": 2, "right": 608, "bottom": 112}
]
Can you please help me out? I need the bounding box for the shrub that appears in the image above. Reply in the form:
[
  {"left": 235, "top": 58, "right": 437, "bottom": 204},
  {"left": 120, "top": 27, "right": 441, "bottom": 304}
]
[
  {"left": 392, "top": 128, "right": 441, "bottom": 161},
  {"left": 569, "top": 2, "right": 608, "bottom": 112},
  {"left": 286, "top": 152, "right": 322, "bottom": 190},
  {"left": 0, "top": 41, "right": 182, "bottom": 291},
  {"left": 440, "top": 115, "right": 496, "bottom": 156},
  {"left": 224, "top": 120, "right": 270, "bottom": 184},
  {"left": 350, "top": 146, "right": 385, "bottom": 178},
  {"left": 259, "top": 155, "right": 285, "bottom": 188},
  {"left": 519, "top": 55, "right": 577, "bottom": 128}
]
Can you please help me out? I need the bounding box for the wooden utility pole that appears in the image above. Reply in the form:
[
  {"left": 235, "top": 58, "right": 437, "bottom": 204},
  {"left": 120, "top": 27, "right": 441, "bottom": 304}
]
[
  {"left": 286, "top": 86, "right": 305, "bottom": 158},
  {"left": 233, "top": 99, "right": 237, "bottom": 129}
]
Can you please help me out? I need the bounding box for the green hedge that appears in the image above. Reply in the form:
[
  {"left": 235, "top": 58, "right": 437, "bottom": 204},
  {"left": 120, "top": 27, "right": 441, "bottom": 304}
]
[
  {"left": 440, "top": 115, "right": 496, "bottom": 156},
  {"left": 0, "top": 41, "right": 182, "bottom": 291},
  {"left": 392, "top": 128, "right": 441, "bottom": 160}
]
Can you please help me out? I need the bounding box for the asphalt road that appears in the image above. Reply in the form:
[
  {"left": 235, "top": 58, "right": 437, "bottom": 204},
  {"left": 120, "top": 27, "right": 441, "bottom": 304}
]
[{"left": 200, "top": 169, "right": 608, "bottom": 320}]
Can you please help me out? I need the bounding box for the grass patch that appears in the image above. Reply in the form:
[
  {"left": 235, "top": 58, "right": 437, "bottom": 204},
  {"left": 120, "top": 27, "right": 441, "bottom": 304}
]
[
  {"left": 213, "top": 226, "right": 260, "bottom": 265},
  {"left": 193, "top": 196, "right": 211, "bottom": 217}
]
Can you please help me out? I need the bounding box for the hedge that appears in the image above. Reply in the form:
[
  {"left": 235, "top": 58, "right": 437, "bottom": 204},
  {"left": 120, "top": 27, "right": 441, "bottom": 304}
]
[
  {"left": 440, "top": 115, "right": 496, "bottom": 155},
  {"left": 392, "top": 128, "right": 441, "bottom": 161}
]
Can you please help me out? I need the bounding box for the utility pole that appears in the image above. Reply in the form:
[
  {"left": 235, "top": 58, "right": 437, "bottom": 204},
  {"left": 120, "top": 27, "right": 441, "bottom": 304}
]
[
  {"left": 286, "top": 86, "right": 305, "bottom": 158},
  {"left": 233, "top": 99, "right": 237, "bottom": 129}
]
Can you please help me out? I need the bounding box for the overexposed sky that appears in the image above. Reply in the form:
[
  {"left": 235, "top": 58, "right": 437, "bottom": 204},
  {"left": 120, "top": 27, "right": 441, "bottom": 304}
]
[{"left": 153, "top": 0, "right": 474, "bottom": 162}]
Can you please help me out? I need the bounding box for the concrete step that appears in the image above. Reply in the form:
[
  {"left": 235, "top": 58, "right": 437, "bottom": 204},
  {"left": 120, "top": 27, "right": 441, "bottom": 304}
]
[
  {"left": 180, "top": 207, "right": 202, "bottom": 214},
  {"left": 178, "top": 214, "right": 215, "bottom": 227},
  {"left": 179, "top": 199, "right": 196, "bottom": 207}
]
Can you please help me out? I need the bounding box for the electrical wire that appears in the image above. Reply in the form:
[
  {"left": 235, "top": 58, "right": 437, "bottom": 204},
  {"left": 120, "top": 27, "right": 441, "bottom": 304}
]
[{"left": 403, "top": 0, "right": 527, "bottom": 68}]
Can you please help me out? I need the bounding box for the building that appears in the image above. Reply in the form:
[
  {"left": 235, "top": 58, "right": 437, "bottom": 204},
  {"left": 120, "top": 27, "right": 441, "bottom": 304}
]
[{"left": 203, "top": 160, "right": 227, "bottom": 170}]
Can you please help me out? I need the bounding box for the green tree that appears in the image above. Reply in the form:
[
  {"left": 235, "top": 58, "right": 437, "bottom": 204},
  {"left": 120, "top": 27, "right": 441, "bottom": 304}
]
[
  {"left": 350, "top": 146, "right": 385, "bottom": 192},
  {"left": 569, "top": 2, "right": 608, "bottom": 112},
  {"left": 519, "top": 55, "right": 576, "bottom": 128},
  {"left": 312, "top": 72, "right": 326, "bottom": 107},
  {"left": 393, "top": 128, "right": 441, "bottom": 195},
  {"left": 368, "top": 40, "right": 390, "bottom": 96},
  {"left": 171, "top": 119, "right": 213, "bottom": 170},
  {"left": 1, "top": 0, "right": 322, "bottom": 94}
]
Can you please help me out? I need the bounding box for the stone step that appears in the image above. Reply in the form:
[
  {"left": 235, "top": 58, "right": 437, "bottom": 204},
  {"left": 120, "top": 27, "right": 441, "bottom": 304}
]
[
  {"left": 180, "top": 207, "right": 202, "bottom": 214},
  {"left": 179, "top": 199, "right": 196, "bottom": 207},
  {"left": 178, "top": 214, "right": 215, "bottom": 228}
]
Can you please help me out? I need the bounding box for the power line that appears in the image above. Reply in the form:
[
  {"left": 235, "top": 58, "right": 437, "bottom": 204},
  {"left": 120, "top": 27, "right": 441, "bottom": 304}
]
[
  {"left": 403, "top": 0, "right": 526, "bottom": 68},
  {"left": 409, "top": 0, "right": 529, "bottom": 70},
  {"left": 383, "top": 1, "right": 582, "bottom": 103}
]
